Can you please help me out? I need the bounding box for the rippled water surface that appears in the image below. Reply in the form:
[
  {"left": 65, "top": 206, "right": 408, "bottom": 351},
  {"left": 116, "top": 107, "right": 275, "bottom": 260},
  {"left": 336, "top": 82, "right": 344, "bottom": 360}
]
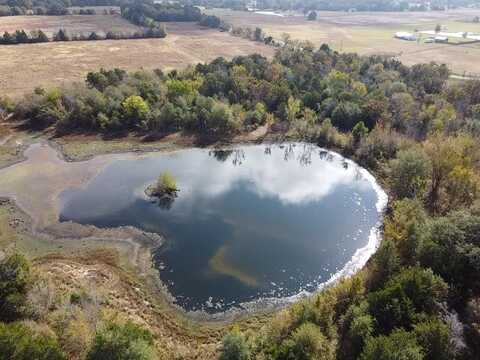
[{"left": 60, "top": 143, "right": 384, "bottom": 312}]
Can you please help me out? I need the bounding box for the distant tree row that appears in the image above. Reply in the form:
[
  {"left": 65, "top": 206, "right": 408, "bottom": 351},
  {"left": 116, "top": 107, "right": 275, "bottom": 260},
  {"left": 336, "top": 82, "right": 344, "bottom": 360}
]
[
  {"left": 230, "top": 25, "right": 284, "bottom": 47},
  {"left": 0, "top": 0, "right": 123, "bottom": 16},
  {"left": 121, "top": 2, "right": 202, "bottom": 26},
  {"left": 0, "top": 0, "right": 69, "bottom": 16},
  {"left": 0, "top": 26, "right": 166, "bottom": 45},
  {"left": 0, "top": 29, "right": 49, "bottom": 44},
  {"left": 198, "top": 13, "right": 223, "bottom": 28},
  {"left": 70, "top": 7, "right": 96, "bottom": 14},
  {"left": 186, "top": 0, "right": 473, "bottom": 12},
  {"left": 0, "top": 5, "right": 117, "bottom": 16}
]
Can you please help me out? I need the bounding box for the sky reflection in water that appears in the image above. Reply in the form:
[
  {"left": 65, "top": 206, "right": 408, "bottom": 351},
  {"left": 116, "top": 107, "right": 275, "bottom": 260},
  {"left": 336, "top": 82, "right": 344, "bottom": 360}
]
[{"left": 60, "top": 143, "right": 381, "bottom": 312}]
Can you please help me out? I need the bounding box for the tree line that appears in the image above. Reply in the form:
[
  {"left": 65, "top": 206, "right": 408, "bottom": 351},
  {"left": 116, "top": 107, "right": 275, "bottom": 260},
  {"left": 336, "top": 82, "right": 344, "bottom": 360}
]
[
  {"left": 187, "top": 0, "right": 474, "bottom": 12},
  {"left": 121, "top": 2, "right": 202, "bottom": 27},
  {"left": 0, "top": 26, "right": 166, "bottom": 45},
  {"left": 0, "top": 0, "right": 123, "bottom": 16},
  {"left": 0, "top": 0, "right": 70, "bottom": 16}
]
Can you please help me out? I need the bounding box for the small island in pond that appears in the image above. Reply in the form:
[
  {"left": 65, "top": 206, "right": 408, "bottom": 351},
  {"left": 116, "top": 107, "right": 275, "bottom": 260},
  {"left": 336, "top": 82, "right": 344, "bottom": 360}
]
[{"left": 145, "top": 171, "right": 179, "bottom": 208}]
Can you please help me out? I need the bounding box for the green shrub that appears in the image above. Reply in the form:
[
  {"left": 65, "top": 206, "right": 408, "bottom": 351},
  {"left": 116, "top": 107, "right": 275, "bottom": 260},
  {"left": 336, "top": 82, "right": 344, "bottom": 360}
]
[
  {"left": 388, "top": 148, "right": 431, "bottom": 200},
  {"left": 155, "top": 171, "right": 178, "bottom": 195},
  {"left": 86, "top": 321, "right": 155, "bottom": 360},
  {"left": 220, "top": 328, "right": 250, "bottom": 360},
  {"left": 278, "top": 322, "right": 334, "bottom": 360},
  {"left": 0, "top": 322, "right": 66, "bottom": 360},
  {"left": 368, "top": 267, "right": 447, "bottom": 333},
  {"left": 69, "top": 292, "right": 82, "bottom": 305},
  {"left": 343, "top": 301, "right": 374, "bottom": 359},
  {"left": 360, "top": 329, "right": 423, "bottom": 360},
  {"left": 0, "top": 253, "right": 31, "bottom": 322},
  {"left": 413, "top": 318, "right": 453, "bottom": 360}
]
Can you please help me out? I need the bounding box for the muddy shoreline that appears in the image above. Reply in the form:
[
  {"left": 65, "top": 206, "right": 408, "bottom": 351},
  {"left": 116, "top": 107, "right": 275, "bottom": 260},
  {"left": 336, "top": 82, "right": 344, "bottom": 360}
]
[
  {"left": 0, "top": 134, "right": 281, "bottom": 322},
  {"left": 0, "top": 131, "right": 387, "bottom": 323}
]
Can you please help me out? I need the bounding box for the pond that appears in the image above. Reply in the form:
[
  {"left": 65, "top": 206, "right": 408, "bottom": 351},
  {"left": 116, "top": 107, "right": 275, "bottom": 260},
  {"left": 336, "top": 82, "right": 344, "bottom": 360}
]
[{"left": 59, "top": 143, "right": 386, "bottom": 313}]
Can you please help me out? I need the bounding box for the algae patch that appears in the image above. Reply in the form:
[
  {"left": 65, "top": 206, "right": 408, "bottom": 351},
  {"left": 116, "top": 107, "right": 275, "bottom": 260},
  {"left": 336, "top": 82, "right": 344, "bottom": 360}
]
[{"left": 209, "top": 245, "right": 259, "bottom": 287}]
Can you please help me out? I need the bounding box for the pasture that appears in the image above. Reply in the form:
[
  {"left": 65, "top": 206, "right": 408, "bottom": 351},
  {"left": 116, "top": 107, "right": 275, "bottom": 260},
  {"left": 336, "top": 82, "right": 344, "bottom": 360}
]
[
  {"left": 207, "top": 8, "right": 480, "bottom": 76},
  {"left": 0, "top": 19, "right": 273, "bottom": 97},
  {"left": 0, "top": 14, "right": 139, "bottom": 37}
]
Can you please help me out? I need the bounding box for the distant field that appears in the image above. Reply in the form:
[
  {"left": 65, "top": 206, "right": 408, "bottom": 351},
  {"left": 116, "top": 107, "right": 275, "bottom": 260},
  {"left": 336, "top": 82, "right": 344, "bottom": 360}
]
[
  {"left": 207, "top": 8, "right": 480, "bottom": 76},
  {"left": 0, "top": 14, "right": 140, "bottom": 37},
  {"left": 0, "top": 22, "right": 274, "bottom": 97}
]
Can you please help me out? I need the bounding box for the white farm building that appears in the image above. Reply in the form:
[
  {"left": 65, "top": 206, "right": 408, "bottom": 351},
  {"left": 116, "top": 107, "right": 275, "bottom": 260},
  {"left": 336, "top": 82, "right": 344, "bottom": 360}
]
[{"left": 394, "top": 32, "right": 417, "bottom": 41}]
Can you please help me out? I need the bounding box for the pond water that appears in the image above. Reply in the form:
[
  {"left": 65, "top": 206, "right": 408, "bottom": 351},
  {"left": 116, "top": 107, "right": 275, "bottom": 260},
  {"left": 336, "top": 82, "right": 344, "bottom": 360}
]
[{"left": 59, "top": 143, "right": 386, "bottom": 313}]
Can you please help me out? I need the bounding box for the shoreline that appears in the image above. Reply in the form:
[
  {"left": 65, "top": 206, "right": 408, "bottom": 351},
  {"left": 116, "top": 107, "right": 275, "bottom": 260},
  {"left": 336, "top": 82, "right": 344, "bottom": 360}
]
[{"left": 0, "top": 134, "right": 387, "bottom": 322}]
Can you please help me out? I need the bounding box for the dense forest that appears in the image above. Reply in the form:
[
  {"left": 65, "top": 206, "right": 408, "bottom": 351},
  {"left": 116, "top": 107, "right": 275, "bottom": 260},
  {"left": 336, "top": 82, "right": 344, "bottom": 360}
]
[{"left": 2, "top": 39, "right": 480, "bottom": 359}]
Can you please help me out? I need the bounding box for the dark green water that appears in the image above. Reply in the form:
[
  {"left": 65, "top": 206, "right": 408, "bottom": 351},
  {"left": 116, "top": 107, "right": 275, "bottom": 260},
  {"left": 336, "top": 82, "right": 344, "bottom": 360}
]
[{"left": 59, "top": 143, "right": 386, "bottom": 313}]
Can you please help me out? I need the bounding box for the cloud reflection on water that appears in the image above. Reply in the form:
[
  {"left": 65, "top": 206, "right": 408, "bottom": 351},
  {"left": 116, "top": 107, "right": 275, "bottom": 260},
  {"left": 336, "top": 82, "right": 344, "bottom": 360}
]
[{"left": 169, "top": 143, "right": 369, "bottom": 209}]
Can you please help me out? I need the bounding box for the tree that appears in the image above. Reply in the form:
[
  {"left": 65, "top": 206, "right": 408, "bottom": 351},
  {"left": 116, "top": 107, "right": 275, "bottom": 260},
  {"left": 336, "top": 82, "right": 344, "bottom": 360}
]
[
  {"left": 331, "top": 101, "right": 363, "bottom": 130},
  {"left": 35, "top": 30, "right": 49, "bottom": 43},
  {"left": 445, "top": 165, "right": 478, "bottom": 211},
  {"left": 435, "top": 24, "right": 441, "bottom": 33},
  {"left": 86, "top": 321, "right": 155, "bottom": 360},
  {"left": 360, "top": 329, "right": 423, "bottom": 360},
  {"left": 122, "top": 95, "right": 149, "bottom": 123},
  {"left": 419, "top": 212, "right": 480, "bottom": 295},
  {"left": 341, "top": 301, "right": 374, "bottom": 359},
  {"left": 424, "top": 134, "right": 477, "bottom": 213},
  {"left": 413, "top": 318, "right": 453, "bottom": 360},
  {"left": 220, "top": 328, "right": 250, "bottom": 360},
  {"left": 351, "top": 121, "right": 368, "bottom": 146},
  {"left": 279, "top": 322, "right": 334, "bottom": 360},
  {"left": 0, "top": 253, "right": 31, "bottom": 322},
  {"left": 14, "top": 29, "right": 29, "bottom": 43},
  {"left": 154, "top": 171, "right": 178, "bottom": 195},
  {"left": 2, "top": 31, "right": 16, "bottom": 44},
  {"left": 307, "top": 11, "right": 317, "bottom": 21},
  {"left": 0, "top": 322, "right": 66, "bottom": 360},
  {"left": 384, "top": 199, "right": 426, "bottom": 263},
  {"left": 286, "top": 96, "right": 301, "bottom": 123},
  {"left": 474, "top": 16, "right": 480, "bottom": 23},
  {"left": 53, "top": 29, "right": 69, "bottom": 42},
  {"left": 388, "top": 148, "right": 431, "bottom": 199},
  {"left": 166, "top": 78, "right": 202, "bottom": 99},
  {"left": 88, "top": 32, "right": 100, "bottom": 41},
  {"left": 369, "top": 239, "right": 400, "bottom": 289},
  {"left": 407, "top": 63, "right": 449, "bottom": 95},
  {"left": 368, "top": 268, "right": 447, "bottom": 333},
  {"left": 253, "top": 27, "right": 263, "bottom": 42}
]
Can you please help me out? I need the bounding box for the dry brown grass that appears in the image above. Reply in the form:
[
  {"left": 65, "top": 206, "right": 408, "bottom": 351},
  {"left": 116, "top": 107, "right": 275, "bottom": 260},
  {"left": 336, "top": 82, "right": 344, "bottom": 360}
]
[
  {"left": 208, "top": 8, "right": 480, "bottom": 76},
  {"left": 0, "top": 14, "right": 140, "bottom": 37},
  {"left": 0, "top": 21, "right": 273, "bottom": 98}
]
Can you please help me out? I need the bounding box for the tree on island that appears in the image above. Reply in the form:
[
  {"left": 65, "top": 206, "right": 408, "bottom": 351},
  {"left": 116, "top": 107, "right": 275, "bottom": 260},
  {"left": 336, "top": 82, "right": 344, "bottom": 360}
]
[
  {"left": 146, "top": 171, "right": 179, "bottom": 209},
  {"left": 155, "top": 171, "right": 178, "bottom": 195},
  {"left": 146, "top": 171, "right": 179, "bottom": 210},
  {"left": 307, "top": 11, "right": 317, "bottom": 21}
]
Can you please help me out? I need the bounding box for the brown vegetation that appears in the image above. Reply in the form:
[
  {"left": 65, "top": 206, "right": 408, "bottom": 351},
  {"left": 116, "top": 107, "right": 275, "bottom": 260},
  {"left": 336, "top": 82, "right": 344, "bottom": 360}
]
[
  {"left": 0, "top": 14, "right": 140, "bottom": 37},
  {"left": 0, "top": 21, "right": 273, "bottom": 97}
]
